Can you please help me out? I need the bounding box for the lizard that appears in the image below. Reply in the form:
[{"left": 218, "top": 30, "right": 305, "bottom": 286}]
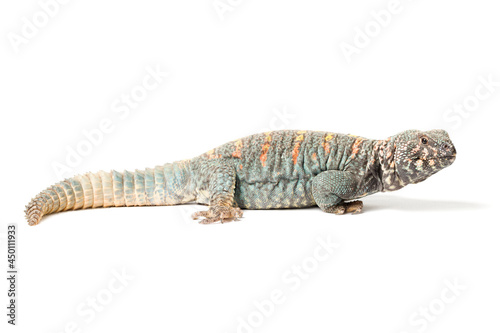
[{"left": 25, "top": 129, "right": 456, "bottom": 225}]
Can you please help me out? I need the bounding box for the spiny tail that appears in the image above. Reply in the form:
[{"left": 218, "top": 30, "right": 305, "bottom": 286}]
[{"left": 25, "top": 162, "right": 192, "bottom": 226}]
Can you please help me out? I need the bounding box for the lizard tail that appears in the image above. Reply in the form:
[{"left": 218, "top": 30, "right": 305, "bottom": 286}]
[{"left": 25, "top": 162, "right": 193, "bottom": 226}]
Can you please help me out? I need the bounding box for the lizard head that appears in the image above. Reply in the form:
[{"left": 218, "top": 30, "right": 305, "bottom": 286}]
[{"left": 393, "top": 129, "right": 456, "bottom": 185}]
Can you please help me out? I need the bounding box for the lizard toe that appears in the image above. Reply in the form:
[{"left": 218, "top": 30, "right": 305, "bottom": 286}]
[
  {"left": 346, "top": 200, "right": 363, "bottom": 214},
  {"left": 194, "top": 206, "right": 243, "bottom": 224}
]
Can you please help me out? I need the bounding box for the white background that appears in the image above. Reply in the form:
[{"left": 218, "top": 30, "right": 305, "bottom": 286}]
[{"left": 1, "top": 0, "right": 499, "bottom": 332}]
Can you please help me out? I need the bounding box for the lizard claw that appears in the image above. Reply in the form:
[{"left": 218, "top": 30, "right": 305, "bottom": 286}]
[
  {"left": 324, "top": 200, "right": 363, "bottom": 215},
  {"left": 345, "top": 200, "right": 363, "bottom": 214}
]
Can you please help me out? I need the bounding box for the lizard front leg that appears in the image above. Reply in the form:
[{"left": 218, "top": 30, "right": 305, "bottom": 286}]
[
  {"left": 191, "top": 160, "right": 243, "bottom": 224},
  {"left": 312, "top": 170, "right": 363, "bottom": 215}
]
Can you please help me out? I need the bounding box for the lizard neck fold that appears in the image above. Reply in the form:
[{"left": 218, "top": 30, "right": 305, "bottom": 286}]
[{"left": 370, "top": 138, "right": 407, "bottom": 192}]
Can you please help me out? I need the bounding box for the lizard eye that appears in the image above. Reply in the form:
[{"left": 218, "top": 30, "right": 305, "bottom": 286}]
[{"left": 421, "top": 137, "right": 428, "bottom": 144}]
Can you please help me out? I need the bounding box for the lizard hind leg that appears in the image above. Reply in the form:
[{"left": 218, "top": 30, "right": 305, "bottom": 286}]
[{"left": 191, "top": 160, "right": 243, "bottom": 224}]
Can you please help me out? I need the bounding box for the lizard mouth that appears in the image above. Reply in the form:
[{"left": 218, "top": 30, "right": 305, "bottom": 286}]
[
  {"left": 413, "top": 155, "right": 456, "bottom": 161},
  {"left": 440, "top": 155, "right": 456, "bottom": 162}
]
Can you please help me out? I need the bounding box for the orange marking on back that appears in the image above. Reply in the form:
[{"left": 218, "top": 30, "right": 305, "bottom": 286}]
[
  {"left": 206, "top": 149, "right": 218, "bottom": 159},
  {"left": 292, "top": 134, "right": 304, "bottom": 165},
  {"left": 350, "top": 137, "right": 365, "bottom": 158},
  {"left": 322, "top": 134, "right": 333, "bottom": 155},
  {"left": 312, "top": 153, "right": 317, "bottom": 160},
  {"left": 206, "top": 149, "right": 221, "bottom": 159},
  {"left": 260, "top": 134, "right": 272, "bottom": 167},
  {"left": 321, "top": 142, "right": 330, "bottom": 154},
  {"left": 232, "top": 140, "right": 243, "bottom": 158}
]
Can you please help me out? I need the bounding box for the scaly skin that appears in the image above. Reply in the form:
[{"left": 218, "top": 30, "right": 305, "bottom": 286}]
[{"left": 25, "top": 129, "right": 456, "bottom": 225}]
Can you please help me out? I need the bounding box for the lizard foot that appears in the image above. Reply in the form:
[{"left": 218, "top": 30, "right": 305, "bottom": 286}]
[
  {"left": 324, "top": 200, "right": 363, "bottom": 215},
  {"left": 345, "top": 200, "right": 363, "bottom": 214},
  {"left": 192, "top": 206, "right": 243, "bottom": 224}
]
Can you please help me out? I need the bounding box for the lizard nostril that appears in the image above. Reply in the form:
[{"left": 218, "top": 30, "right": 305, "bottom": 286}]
[{"left": 441, "top": 143, "right": 456, "bottom": 156}]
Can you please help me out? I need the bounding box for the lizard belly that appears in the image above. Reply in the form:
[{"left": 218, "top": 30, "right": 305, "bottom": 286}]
[{"left": 234, "top": 179, "right": 316, "bottom": 209}]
